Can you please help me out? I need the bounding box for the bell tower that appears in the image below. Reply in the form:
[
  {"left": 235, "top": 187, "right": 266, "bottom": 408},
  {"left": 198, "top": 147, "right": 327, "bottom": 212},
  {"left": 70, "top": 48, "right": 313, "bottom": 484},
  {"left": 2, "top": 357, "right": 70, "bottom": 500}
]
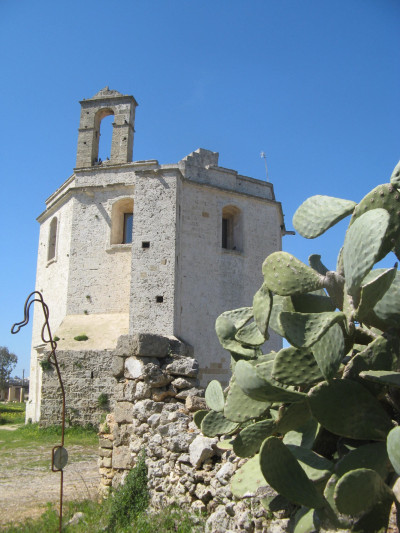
[{"left": 75, "top": 87, "right": 138, "bottom": 168}]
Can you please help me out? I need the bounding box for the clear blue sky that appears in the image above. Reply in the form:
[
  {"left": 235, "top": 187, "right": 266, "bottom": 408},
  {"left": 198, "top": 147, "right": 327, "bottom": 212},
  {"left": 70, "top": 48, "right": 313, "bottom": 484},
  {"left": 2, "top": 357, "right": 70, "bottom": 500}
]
[{"left": 1, "top": 0, "right": 399, "bottom": 379}]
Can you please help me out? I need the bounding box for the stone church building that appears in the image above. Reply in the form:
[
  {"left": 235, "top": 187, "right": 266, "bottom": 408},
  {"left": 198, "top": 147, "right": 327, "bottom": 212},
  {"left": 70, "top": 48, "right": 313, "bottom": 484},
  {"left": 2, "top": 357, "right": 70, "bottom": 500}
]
[{"left": 27, "top": 87, "right": 286, "bottom": 424}]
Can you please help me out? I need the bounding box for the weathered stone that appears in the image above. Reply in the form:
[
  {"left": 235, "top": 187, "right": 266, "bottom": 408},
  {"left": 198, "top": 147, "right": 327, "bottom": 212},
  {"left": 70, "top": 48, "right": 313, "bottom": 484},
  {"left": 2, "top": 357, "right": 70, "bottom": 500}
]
[
  {"left": 185, "top": 395, "right": 207, "bottom": 412},
  {"left": 216, "top": 462, "right": 235, "bottom": 485},
  {"left": 165, "top": 357, "right": 199, "bottom": 378},
  {"left": 133, "top": 399, "right": 163, "bottom": 422},
  {"left": 112, "top": 355, "right": 125, "bottom": 378},
  {"left": 175, "top": 387, "right": 204, "bottom": 400},
  {"left": 115, "top": 380, "right": 136, "bottom": 402},
  {"left": 144, "top": 364, "right": 172, "bottom": 387},
  {"left": 124, "top": 356, "right": 159, "bottom": 380},
  {"left": 189, "top": 435, "right": 218, "bottom": 468},
  {"left": 171, "top": 376, "right": 200, "bottom": 389},
  {"left": 152, "top": 389, "right": 175, "bottom": 402},
  {"left": 114, "top": 402, "right": 133, "bottom": 424},
  {"left": 99, "top": 448, "right": 113, "bottom": 458},
  {"left": 147, "top": 413, "right": 161, "bottom": 427},
  {"left": 117, "top": 333, "right": 169, "bottom": 358},
  {"left": 112, "top": 446, "right": 133, "bottom": 469},
  {"left": 134, "top": 381, "right": 152, "bottom": 400},
  {"left": 168, "top": 338, "right": 194, "bottom": 357},
  {"left": 99, "top": 437, "right": 113, "bottom": 449}
]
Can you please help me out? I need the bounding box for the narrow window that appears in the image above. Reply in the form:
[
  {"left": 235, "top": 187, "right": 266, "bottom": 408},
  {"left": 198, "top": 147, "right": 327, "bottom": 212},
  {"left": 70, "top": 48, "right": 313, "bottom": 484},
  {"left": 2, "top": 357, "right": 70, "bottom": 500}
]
[
  {"left": 110, "top": 198, "right": 134, "bottom": 245},
  {"left": 123, "top": 213, "right": 133, "bottom": 244},
  {"left": 48, "top": 217, "right": 58, "bottom": 261},
  {"left": 222, "top": 217, "right": 229, "bottom": 249},
  {"left": 221, "top": 206, "right": 242, "bottom": 251}
]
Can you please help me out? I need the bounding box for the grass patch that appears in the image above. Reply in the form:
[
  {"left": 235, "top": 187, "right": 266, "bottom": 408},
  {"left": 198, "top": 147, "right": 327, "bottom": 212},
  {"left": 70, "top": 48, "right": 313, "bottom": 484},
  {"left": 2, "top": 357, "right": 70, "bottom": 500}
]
[
  {"left": 0, "top": 423, "right": 98, "bottom": 450},
  {"left": 74, "top": 334, "right": 88, "bottom": 341},
  {"left": 1, "top": 500, "right": 203, "bottom": 532},
  {"left": 0, "top": 402, "right": 25, "bottom": 425}
]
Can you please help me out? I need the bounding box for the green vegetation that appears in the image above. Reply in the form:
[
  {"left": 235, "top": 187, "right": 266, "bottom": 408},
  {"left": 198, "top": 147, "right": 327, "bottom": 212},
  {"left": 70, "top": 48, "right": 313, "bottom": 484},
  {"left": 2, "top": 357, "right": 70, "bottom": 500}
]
[
  {"left": 0, "top": 346, "right": 18, "bottom": 390},
  {"left": 0, "top": 423, "right": 98, "bottom": 450},
  {"left": 0, "top": 402, "right": 25, "bottom": 425},
  {"left": 200, "top": 160, "right": 400, "bottom": 532},
  {"left": 39, "top": 359, "right": 52, "bottom": 371},
  {"left": 53, "top": 336, "right": 60, "bottom": 342},
  {"left": 2, "top": 500, "right": 202, "bottom": 532},
  {"left": 97, "top": 392, "right": 109, "bottom": 409},
  {"left": 74, "top": 334, "right": 89, "bottom": 341},
  {"left": 108, "top": 450, "right": 149, "bottom": 530}
]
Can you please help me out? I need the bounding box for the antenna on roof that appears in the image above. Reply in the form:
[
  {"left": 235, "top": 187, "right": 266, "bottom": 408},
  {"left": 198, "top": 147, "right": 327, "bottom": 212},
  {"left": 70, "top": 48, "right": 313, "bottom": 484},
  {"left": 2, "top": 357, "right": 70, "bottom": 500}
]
[{"left": 260, "top": 151, "right": 269, "bottom": 182}]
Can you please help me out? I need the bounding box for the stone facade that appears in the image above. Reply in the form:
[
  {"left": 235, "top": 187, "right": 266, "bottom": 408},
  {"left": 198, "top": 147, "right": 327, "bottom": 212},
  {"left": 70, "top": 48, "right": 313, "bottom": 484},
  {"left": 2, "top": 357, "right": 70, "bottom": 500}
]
[
  {"left": 98, "top": 335, "right": 289, "bottom": 533},
  {"left": 27, "top": 87, "right": 287, "bottom": 424}
]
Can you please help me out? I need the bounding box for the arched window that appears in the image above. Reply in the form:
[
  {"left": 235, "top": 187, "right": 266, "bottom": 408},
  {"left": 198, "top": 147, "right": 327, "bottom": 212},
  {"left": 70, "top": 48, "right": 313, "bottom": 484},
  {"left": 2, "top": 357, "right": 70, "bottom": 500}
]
[
  {"left": 222, "top": 205, "right": 243, "bottom": 251},
  {"left": 48, "top": 217, "right": 58, "bottom": 261},
  {"left": 111, "top": 198, "right": 134, "bottom": 245},
  {"left": 93, "top": 108, "right": 114, "bottom": 165}
]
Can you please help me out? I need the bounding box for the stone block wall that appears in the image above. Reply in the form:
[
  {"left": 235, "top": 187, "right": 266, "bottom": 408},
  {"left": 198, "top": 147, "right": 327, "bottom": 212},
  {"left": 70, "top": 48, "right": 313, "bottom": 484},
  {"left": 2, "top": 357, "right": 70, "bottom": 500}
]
[
  {"left": 99, "top": 334, "right": 288, "bottom": 532},
  {"left": 39, "top": 349, "right": 116, "bottom": 426}
]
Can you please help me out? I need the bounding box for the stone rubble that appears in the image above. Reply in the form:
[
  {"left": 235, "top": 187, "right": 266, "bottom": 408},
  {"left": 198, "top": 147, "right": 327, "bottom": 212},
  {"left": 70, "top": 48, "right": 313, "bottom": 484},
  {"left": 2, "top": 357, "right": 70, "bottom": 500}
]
[{"left": 98, "top": 334, "right": 288, "bottom": 532}]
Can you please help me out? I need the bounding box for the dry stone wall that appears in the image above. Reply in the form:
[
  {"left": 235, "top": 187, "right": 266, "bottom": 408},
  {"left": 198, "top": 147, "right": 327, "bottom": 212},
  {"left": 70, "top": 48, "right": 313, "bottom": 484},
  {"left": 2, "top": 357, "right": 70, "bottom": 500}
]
[{"left": 99, "top": 334, "right": 289, "bottom": 533}]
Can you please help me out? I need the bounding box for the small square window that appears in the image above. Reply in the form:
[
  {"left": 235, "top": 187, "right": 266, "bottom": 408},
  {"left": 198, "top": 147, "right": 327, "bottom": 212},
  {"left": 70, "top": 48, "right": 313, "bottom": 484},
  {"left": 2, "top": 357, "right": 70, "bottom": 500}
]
[
  {"left": 142, "top": 241, "right": 150, "bottom": 249},
  {"left": 156, "top": 296, "right": 164, "bottom": 303}
]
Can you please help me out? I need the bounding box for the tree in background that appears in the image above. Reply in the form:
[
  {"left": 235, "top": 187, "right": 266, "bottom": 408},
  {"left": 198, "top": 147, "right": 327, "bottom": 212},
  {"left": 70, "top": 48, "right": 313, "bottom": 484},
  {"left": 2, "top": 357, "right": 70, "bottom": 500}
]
[{"left": 0, "top": 346, "right": 18, "bottom": 391}]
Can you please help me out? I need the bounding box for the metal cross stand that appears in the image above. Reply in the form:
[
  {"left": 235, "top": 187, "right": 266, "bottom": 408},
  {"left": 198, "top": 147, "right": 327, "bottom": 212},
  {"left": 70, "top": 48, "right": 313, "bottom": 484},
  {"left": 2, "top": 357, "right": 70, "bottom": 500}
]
[{"left": 11, "top": 291, "right": 67, "bottom": 533}]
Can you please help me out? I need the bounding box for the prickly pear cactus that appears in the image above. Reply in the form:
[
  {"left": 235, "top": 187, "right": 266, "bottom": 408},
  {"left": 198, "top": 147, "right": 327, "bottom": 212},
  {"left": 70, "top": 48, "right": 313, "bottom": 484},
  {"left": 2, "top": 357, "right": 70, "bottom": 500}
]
[{"left": 198, "top": 160, "right": 400, "bottom": 532}]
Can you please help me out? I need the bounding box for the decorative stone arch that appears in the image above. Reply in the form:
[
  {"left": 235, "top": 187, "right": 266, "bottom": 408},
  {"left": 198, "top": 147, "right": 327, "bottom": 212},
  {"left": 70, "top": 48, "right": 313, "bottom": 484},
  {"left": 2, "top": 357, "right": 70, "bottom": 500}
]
[
  {"left": 110, "top": 198, "right": 134, "bottom": 245},
  {"left": 47, "top": 216, "right": 58, "bottom": 261},
  {"left": 221, "top": 205, "right": 243, "bottom": 251}
]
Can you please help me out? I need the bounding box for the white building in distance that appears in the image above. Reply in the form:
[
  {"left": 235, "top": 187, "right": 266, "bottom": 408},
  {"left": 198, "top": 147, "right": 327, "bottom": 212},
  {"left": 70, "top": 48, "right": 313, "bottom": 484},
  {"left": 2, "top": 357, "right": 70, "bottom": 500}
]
[{"left": 27, "top": 87, "right": 286, "bottom": 424}]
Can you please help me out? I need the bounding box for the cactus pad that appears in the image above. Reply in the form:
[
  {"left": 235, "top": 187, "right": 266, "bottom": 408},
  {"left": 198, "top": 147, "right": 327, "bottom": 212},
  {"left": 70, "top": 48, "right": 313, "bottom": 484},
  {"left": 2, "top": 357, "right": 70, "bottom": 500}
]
[
  {"left": 386, "top": 426, "right": 400, "bottom": 475},
  {"left": 280, "top": 311, "right": 345, "bottom": 348},
  {"left": 367, "top": 270, "right": 400, "bottom": 328},
  {"left": 259, "top": 437, "right": 325, "bottom": 508},
  {"left": 275, "top": 401, "right": 313, "bottom": 435},
  {"left": 350, "top": 184, "right": 400, "bottom": 261},
  {"left": 235, "top": 360, "right": 306, "bottom": 403},
  {"left": 283, "top": 418, "right": 319, "bottom": 449},
  {"left": 334, "top": 468, "right": 392, "bottom": 516},
  {"left": 311, "top": 323, "right": 344, "bottom": 380},
  {"left": 291, "top": 292, "right": 334, "bottom": 313},
  {"left": 263, "top": 252, "right": 325, "bottom": 296},
  {"left": 390, "top": 160, "right": 400, "bottom": 187},
  {"left": 215, "top": 313, "right": 258, "bottom": 358},
  {"left": 360, "top": 370, "right": 400, "bottom": 388},
  {"left": 272, "top": 346, "right": 323, "bottom": 387},
  {"left": 235, "top": 321, "right": 266, "bottom": 346},
  {"left": 193, "top": 410, "right": 208, "bottom": 429},
  {"left": 269, "top": 295, "right": 294, "bottom": 336},
  {"left": 335, "top": 442, "right": 389, "bottom": 480},
  {"left": 286, "top": 444, "right": 334, "bottom": 482},
  {"left": 357, "top": 267, "right": 397, "bottom": 321},
  {"left": 233, "top": 419, "right": 276, "bottom": 458},
  {"left": 308, "top": 254, "right": 329, "bottom": 276},
  {"left": 224, "top": 378, "right": 271, "bottom": 422},
  {"left": 343, "top": 208, "right": 390, "bottom": 296},
  {"left": 253, "top": 283, "right": 272, "bottom": 337},
  {"left": 220, "top": 307, "right": 254, "bottom": 328},
  {"left": 308, "top": 379, "right": 393, "bottom": 440},
  {"left": 231, "top": 454, "right": 266, "bottom": 498},
  {"left": 293, "top": 195, "right": 356, "bottom": 239},
  {"left": 201, "top": 410, "right": 239, "bottom": 437},
  {"left": 205, "top": 380, "right": 225, "bottom": 412}
]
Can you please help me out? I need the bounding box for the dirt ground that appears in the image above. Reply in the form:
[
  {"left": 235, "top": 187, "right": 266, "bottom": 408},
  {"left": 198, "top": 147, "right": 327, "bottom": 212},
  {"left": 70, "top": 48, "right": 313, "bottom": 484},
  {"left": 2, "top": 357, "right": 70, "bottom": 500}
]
[{"left": 0, "top": 428, "right": 99, "bottom": 526}]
